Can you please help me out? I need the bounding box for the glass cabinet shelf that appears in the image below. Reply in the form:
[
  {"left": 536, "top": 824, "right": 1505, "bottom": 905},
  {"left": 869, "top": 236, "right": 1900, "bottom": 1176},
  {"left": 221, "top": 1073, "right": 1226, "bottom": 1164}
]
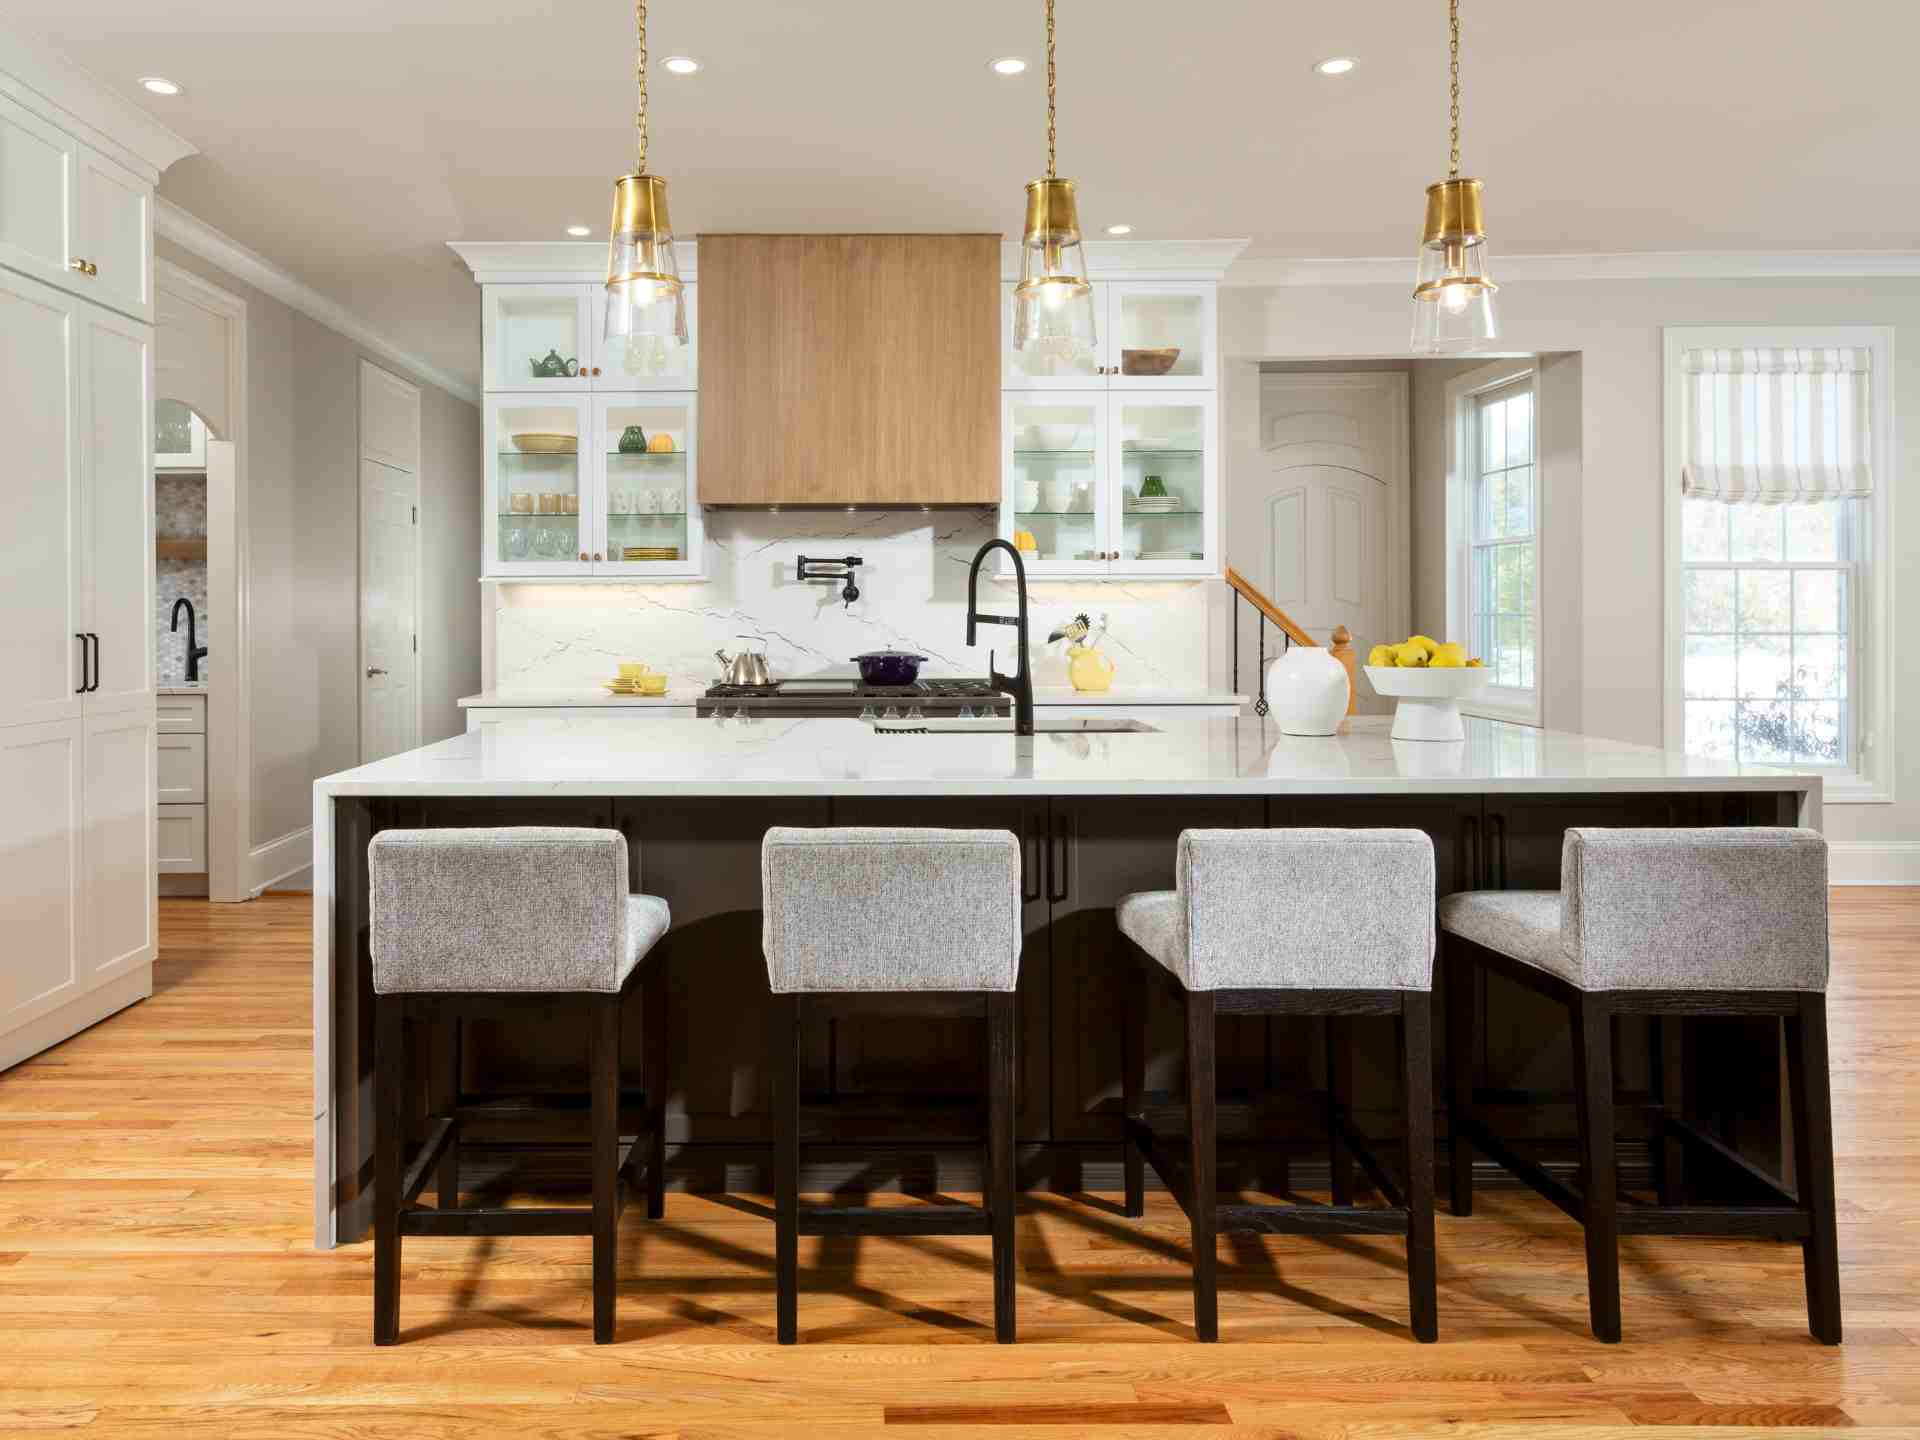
[{"left": 1013, "top": 449, "right": 1095, "bottom": 459}]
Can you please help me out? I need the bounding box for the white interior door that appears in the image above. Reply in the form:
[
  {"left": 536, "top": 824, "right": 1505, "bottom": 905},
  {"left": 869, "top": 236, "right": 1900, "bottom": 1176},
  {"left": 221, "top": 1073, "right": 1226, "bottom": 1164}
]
[
  {"left": 359, "top": 458, "right": 418, "bottom": 762},
  {"left": 0, "top": 720, "right": 84, "bottom": 1038},
  {"left": 82, "top": 706, "right": 155, "bottom": 985},
  {"left": 0, "top": 270, "right": 82, "bottom": 728},
  {"left": 1231, "top": 373, "right": 1407, "bottom": 694},
  {"left": 80, "top": 306, "right": 153, "bottom": 714}
]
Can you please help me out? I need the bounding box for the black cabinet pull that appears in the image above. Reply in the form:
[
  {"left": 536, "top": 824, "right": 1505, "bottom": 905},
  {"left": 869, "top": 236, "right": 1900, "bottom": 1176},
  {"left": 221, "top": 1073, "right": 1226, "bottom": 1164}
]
[
  {"left": 74, "top": 633, "right": 88, "bottom": 694},
  {"left": 86, "top": 633, "right": 100, "bottom": 692},
  {"left": 1020, "top": 812, "right": 1043, "bottom": 904},
  {"left": 1047, "top": 811, "right": 1071, "bottom": 903}
]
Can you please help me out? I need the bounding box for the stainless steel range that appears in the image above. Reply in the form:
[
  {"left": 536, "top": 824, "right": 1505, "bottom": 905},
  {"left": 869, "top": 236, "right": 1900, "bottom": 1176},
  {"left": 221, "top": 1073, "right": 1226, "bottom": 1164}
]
[{"left": 696, "top": 678, "right": 1011, "bottom": 720}]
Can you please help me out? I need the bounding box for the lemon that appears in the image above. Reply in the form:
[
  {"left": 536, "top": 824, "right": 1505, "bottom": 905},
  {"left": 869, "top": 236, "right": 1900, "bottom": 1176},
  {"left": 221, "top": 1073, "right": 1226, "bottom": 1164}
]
[
  {"left": 1465, "top": 657, "right": 1484, "bottom": 668},
  {"left": 1431, "top": 643, "right": 1467, "bottom": 668},
  {"left": 1394, "top": 642, "right": 1429, "bottom": 668},
  {"left": 1407, "top": 634, "right": 1439, "bottom": 658},
  {"left": 1367, "top": 643, "right": 1395, "bottom": 668}
]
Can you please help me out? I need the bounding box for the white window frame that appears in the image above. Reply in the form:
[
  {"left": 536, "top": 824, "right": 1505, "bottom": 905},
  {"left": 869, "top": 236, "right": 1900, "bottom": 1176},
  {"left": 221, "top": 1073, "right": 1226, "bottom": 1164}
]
[
  {"left": 1663, "top": 325, "right": 1895, "bottom": 804},
  {"left": 1446, "top": 358, "right": 1542, "bottom": 726}
]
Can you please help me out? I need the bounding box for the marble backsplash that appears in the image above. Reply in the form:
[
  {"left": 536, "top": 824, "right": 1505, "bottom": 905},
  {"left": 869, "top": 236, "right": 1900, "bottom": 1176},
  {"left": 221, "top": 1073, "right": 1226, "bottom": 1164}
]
[
  {"left": 492, "top": 509, "right": 1214, "bottom": 692},
  {"left": 156, "top": 474, "right": 208, "bottom": 687}
]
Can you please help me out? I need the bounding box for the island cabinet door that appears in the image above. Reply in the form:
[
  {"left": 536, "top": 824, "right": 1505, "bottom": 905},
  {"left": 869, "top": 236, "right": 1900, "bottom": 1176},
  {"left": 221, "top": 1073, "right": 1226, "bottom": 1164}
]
[
  {"left": 1045, "top": 797, "right": 1264, "bottom": 1149},
  {"left": 828, "top": 799, "right": 1053, "bottom": 1143}
]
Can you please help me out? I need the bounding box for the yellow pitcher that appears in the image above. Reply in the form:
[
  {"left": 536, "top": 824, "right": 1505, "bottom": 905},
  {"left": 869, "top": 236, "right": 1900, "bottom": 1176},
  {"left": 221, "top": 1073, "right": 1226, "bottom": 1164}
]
[{"left": 1066, "top": 643, "right": 1116, "bottom": 693}]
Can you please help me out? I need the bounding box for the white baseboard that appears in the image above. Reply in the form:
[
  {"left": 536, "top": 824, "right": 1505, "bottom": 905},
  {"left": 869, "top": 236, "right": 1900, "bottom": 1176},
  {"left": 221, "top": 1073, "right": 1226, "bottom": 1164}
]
[
  {"left": 1829, "top": 842, "right": 1920, "bottom": 886},
  {"left": 250, "top": 826, "right": 313, "bottom": 895},
  {"left": 0, "top": 966, "right": 152, "bottom": 1072}
]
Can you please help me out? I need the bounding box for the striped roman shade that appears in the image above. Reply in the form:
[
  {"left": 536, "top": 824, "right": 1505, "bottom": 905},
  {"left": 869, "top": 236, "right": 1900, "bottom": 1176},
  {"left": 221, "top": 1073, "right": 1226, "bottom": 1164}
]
[{"left": 1681, "top": 346, "right": 1873, "bottom": 503}]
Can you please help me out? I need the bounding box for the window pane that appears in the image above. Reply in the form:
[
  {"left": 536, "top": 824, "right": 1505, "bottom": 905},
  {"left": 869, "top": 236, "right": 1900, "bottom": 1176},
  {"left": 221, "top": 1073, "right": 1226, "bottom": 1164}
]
[
  {"left": 1518, "top": 614, "right": 1536, "bottom": 690},
  {"left": 1685, "top": 635, "right": 1735, "bottom": 698},
  {"left": 1795, "top": 702, "right": 1844, "bottom": 764},
  {"left": 1482, "top": 398, "right": 1506, "bottom": 469},
  {"left": 1481, "top": 469, "right": 1504, "bottom": 540},
  {"left": 1506, "top": 390, "right": 1533, "bottom": 464},
  {"left": 1736, "top": 570, "right": 1791, "bottom": 632},
  {"left": 1686, "top": 700, "right": 1735, "bottom": 758},
  {"left": 1784, "top": 501, "right": 1840, "bottom": 562},
  {"left": 1505, "top": 464, "right": 1533, "bottom": 537},
  {"left": 1497, "top": 546, "right": 1525, "bottom": 613},
  {"left": 1736, "top": 701, "right": 1794, "bottom": 764},
  {"left": 1737, "top": 634, "right": 1790, "bottom": 701},
  {"left": 1518, "top": 540, "right": 1536, "bottom": 614},
  {"left": 1794, "top": 571, "right": 1842, "bottom": 633},
  {"left": 1794, "top": 635, "right": 1845, "bottom": 699},
  {"left": 1686, "top": 570, "right": 1734, "bottom": 633},
  {"left": 1683, "top": 497, "right": 1728, "bottom": 562},
  {"left": 1729, "top": 504, "right": 1784, "bottom": 562}
]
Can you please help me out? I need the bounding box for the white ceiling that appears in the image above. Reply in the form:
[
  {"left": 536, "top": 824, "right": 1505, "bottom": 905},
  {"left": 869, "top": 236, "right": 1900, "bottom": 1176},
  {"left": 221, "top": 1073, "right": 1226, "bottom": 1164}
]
[{"left": 11, "top": 1, "right": 1917, "bottom": 390}]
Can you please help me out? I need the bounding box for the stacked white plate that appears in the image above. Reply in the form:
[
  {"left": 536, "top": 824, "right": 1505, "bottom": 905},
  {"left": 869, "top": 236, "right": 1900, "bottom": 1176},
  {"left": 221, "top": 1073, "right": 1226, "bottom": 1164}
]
[
  {"left": 1127, "top": 496, "right": 1183, "bottom": 513},
  {"left": 1137, "top": 549, "right": 1204, "bottom": 561}
]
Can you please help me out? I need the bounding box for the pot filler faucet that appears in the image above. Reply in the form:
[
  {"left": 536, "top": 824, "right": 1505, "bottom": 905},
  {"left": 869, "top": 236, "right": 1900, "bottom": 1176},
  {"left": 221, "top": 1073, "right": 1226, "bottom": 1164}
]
[
  {"left": 170, "top": 597, "right": 208, "bottom": 683},
  {"left": 965, "top": 539, "right": 1035, "bottom": 737}
]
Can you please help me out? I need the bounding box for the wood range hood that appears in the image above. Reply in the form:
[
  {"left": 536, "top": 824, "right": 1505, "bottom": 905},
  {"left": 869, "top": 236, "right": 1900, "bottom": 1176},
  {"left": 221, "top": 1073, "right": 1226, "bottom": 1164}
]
[{"left": 696, "top": 233, "right": 1001, "bottom": 506}]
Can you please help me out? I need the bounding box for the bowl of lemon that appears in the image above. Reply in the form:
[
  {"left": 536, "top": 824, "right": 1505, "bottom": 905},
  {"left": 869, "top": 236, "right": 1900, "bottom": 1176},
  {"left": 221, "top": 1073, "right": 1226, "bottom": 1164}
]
[{"left": 1363, "top": 635, "right": 1488, "bottom": 741}]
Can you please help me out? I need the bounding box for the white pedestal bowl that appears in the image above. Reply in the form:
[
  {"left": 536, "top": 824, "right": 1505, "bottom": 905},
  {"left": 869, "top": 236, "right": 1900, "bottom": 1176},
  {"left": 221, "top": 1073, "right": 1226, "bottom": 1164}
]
[{"left": 1363, "top": 666, "right": 1490, "bottom": 742}]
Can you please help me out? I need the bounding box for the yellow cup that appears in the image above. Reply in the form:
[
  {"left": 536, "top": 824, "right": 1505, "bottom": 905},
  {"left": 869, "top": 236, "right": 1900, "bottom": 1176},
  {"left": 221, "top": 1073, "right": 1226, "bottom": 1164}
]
[
  {"left": 637, "top": 674, "right": 669, "bottom": 696},
  {"left": 617, "top": 662, "right": 652, "bottom": 682}
]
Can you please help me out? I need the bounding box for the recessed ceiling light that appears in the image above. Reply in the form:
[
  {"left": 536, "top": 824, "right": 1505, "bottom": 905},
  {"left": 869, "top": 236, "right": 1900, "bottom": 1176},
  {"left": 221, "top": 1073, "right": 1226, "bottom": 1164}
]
[
  {"left": 1315, "top": 57, "right": 1357, "bottom": 76},
  {"left": 989, "top": 56, "right": 1028, "bottom": 76},
  {"left": 139, "top": 76, "right": 182, "bottom": 95},
  {"left": 662, "top": 56, "right": 700, "bottom": 75},
  {"left": 1105, "top": 224, "right": 1134, "bottom": 236},
  {"left": 566, "top": 225, "right": 593, "bottom": 237}
]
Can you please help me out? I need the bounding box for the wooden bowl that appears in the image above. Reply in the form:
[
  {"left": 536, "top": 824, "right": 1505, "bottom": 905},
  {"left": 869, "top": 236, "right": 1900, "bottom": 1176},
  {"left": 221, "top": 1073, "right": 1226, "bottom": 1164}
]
[
  {"left": 1120, "top": 347, "right": 1181, "bottom": 377},
  {"left": 511, "top": 432, "right": 577, "bottom": 454}
]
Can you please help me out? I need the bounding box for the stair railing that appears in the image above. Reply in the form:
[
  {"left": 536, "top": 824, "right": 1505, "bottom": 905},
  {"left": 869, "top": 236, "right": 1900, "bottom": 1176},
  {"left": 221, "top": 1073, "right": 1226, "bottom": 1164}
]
[{"left": 1225, "top": 567, "right": 1356, "bottom": 718}]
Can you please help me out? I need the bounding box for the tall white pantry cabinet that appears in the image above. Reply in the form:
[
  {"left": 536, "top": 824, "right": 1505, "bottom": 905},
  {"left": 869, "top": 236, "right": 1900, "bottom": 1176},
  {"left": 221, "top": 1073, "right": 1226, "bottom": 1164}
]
[{"left": 0, "top": 45, "right": 193, "bottom": 1068}]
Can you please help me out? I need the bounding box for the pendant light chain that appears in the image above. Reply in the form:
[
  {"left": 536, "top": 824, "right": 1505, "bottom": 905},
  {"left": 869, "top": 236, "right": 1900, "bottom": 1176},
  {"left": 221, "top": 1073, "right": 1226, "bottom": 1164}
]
[
  {"left": 634, "top": 0, "right": 650, "bottom": 174},
  {"left": 1045, "top": 0, "right": 1057, "bottom": 180},
  {"left": 1447, "top": 0, "right": 1460, "bottom": 179}
]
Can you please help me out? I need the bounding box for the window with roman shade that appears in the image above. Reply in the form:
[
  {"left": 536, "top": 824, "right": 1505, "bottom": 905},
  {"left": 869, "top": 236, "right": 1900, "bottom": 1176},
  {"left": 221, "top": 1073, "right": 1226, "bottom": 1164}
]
[{"left": 1680, "top": 346, "right": 1873, "bottom": 504}]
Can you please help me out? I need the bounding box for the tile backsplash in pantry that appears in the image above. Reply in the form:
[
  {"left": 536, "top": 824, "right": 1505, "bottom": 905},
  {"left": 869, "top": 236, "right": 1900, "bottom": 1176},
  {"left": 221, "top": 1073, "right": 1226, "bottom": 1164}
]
[
  {"left": 491, "top": 510, "right": 1212, "bottom": 692},
  {"left": 155, "top": 473, "right": 207, "bottom": 686}
]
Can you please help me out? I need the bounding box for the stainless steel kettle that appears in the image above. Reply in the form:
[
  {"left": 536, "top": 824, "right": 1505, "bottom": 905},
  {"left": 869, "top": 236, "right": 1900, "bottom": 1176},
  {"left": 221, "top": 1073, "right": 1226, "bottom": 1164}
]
[{"left": 715, "top": 635, "right": 771, "bottom": 687}]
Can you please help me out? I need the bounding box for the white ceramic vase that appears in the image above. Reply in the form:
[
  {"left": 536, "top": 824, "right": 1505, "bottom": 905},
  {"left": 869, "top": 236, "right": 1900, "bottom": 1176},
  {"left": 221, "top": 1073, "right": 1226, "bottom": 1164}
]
[{"left": 1265, "top": 644, "right": 1349, "bottom": 736}]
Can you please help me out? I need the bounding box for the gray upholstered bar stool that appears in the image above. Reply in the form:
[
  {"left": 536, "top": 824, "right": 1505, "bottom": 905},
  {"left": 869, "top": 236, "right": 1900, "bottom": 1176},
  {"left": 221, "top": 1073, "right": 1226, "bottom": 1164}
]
[
  {"left": 761, "top": 826, "right": 1022, "bottom": 1345},
  {"left": 1116, "top": 828, "right": 1439, "bottom": 1343},
  {"left": 1440, "top": 827, "right": 1840, "bottom": 1345},
  {"left": 368, "top": 826, "right": 672, "bottom": 1345}
]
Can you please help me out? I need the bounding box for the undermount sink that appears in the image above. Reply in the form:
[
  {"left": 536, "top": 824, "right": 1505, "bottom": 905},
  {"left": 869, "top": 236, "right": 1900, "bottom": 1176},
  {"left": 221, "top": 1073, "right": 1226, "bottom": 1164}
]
[{"left": 869, "top": 716, "right": 1159, "bottom": 735}]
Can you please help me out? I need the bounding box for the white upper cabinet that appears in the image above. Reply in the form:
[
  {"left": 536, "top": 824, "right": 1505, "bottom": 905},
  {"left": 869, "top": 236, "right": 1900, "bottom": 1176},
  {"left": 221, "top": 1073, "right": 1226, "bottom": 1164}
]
[
  {"left": 1001, "top": 280, "right": 1219, "bottom": 390},
  {"left": 78, "top": 305, "right": 153, "bottom": 713},
  {"left": 483, "top": 281, "right": 698, "bottom": 393},
  {"left": 484, "top": 394, "right": 596, "bottom": 577},
  {"left": 0, "top": 93, "right": 153, "bottom": 324}
]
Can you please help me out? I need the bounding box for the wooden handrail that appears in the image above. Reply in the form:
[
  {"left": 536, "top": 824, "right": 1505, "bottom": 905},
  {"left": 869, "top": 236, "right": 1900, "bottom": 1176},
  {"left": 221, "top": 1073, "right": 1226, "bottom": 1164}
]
[{"left": 1224, "top": 567, "right": 1316, "bottom": 647}]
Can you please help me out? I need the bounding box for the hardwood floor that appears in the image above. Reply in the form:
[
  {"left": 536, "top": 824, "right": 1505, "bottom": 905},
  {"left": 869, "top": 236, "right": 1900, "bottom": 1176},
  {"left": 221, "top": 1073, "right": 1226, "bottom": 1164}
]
[{"left": 0, "top": 889, "right": 1914, "bottom": 1435}]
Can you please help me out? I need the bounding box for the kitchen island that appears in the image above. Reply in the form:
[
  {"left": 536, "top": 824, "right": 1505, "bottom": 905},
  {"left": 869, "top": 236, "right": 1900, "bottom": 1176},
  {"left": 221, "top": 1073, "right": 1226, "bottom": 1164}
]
[{"left": 312, "top": 715, "right": 1819, "bottom": 1247}]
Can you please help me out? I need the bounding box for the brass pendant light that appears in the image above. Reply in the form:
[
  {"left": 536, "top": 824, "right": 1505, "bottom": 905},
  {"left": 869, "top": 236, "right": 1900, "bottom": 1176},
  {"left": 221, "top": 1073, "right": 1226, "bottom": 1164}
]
[
  {"left": 1013, "top": 0, "right": 1096, "bottom": 358},
  {"left": 1411, "top": 0, "right": 1499, "bottom": 353},
  {"left": 605, "top": 0, "right": 688, "bottom": 353}
]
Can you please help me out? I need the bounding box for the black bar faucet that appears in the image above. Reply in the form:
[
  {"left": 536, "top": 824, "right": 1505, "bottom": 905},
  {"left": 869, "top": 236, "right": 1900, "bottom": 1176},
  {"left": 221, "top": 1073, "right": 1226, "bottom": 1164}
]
[
  {"left": 170, "top": 597, "right": 208, "bottom": 683},
  {"left": 965, "top": 539, "right": 1034, "bottom": 737}
]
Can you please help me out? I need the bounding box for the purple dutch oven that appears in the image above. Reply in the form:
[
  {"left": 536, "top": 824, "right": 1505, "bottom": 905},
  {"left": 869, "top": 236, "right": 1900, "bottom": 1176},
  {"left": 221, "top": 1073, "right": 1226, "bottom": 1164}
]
[{"left": 852, "top": 651, "right": 928, "bottom": 686}]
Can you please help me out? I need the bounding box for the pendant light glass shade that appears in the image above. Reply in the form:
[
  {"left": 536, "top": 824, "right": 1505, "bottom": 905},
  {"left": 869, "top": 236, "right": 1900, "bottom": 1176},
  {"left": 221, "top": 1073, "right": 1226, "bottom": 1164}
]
[
  {"left": 605, "top": 173, "right": 687, "bottom": 350},
  {"left": 1013, "top": 178, "right": 1096, "bottom": 358},
  {"left": 1411, "top": 177, "right": 1498, "bottom": 353}
]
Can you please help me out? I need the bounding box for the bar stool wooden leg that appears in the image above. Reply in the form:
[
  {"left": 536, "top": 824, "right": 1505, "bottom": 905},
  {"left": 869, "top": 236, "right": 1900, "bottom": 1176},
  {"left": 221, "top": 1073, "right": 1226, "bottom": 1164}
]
[
  {"left": 1185, "top": 989, "right": 1219, "bottom": 1343},
  {"left": 644, "top": 958, "right": 669, "bottom": 1221},
  {"left": 1786, "top": 994, "right": 1843, "bottom": 1344},
  {"left": 1327, "top": 1017, "right": 1354, "bottom": 1206},
  {"left": 1122, "top": 959, "right": 1147, "bottom": 1219},
  {"left": 373, "top": 999, "right": 404, "bottom": 1346},
  {"left": 1445, "top": 941, "right": 1477, "bottom": 1217},
  {"left": 772, "top": 993, "right": 800, "bottom": 1346},
  {"left": 988, "top": 992, "right": 1018, "bottom": 1344},
  {"left": 1572, "top": 994, "right": 1621, "bottom": 1343},
  {"left": 1400, "top": 995, "right": 1439, "bottom": 1343},
  {"left": 590, "top": 998, "right": 620, "bottom": 1344}
]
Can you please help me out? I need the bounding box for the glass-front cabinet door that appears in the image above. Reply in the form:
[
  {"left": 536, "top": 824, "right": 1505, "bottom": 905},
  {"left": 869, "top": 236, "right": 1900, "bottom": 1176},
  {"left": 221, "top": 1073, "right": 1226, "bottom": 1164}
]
[
  {"left": 1002, "top": 395, "right": 1112, "bottom": 576},
  {"left": 591, "top": 395, "right": 702, "bottom": 576},
  {"left": 484, "top": 396, "right": 594, "bottom": 577},
  {"left": 484, "top": 284, "right": 592, "bottom": 392},
  {"left": 1001, "top": 281, "right": 1105, "bottom": 389},
  {"left": 1105, "top": 282, "right": 1215, "bottom": 389},
  {"left": 589, "top": 282, "right": 697, "bottom": 391},
  {"left": 1111, "top": 393, "right": 1217, "bottom": 574}
]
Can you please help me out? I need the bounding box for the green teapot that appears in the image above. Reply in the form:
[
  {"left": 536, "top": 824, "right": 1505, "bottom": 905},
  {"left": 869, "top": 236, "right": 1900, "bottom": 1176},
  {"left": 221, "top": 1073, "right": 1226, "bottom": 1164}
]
[{"left": 529, "top": 348, "right": 578, "bottom": 379}]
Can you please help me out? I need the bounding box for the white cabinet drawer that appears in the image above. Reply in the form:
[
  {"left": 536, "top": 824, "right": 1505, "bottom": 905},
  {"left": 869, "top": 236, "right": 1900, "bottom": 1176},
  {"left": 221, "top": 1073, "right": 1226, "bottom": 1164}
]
[
  {"left": 157, "top": 693, "right": 207, "bottom": 734},
  {"left": 157, "top": 803, "right": 207, "bottom": 874},
  {"left": 156, "top": 732, "right": 205, "bottom": 803}
]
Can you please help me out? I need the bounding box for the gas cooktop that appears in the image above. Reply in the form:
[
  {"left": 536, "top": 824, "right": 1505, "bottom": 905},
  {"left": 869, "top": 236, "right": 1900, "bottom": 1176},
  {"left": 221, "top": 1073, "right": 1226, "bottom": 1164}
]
[{"left": 696, "top": 677, "right": 1010, "bottom": 719}]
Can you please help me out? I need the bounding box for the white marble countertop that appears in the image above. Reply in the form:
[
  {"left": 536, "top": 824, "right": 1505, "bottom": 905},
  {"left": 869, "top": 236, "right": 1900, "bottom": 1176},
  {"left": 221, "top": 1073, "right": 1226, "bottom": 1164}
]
[
  {"left": 314, "top": 714, "right": 1822, "bottom": 807},
  {"left": 456, "top": 686, "right": 1248, "bottom": 710}
]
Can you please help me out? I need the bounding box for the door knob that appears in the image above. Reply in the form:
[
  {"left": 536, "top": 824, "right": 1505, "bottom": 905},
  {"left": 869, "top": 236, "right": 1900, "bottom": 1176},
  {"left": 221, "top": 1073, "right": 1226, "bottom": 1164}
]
[
  {"left": 366, "top": 666, "right": 388, "bottom": 677},
  {"left": 69, "top": 257, "right": 97, "bottom": 277}
]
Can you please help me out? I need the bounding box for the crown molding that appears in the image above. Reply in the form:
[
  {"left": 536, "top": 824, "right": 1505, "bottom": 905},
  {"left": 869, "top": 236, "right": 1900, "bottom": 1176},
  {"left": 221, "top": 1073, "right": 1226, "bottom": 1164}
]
[
  {"left": 0, "top": 24, "right": 197, "bottom": 181},
  {"left": 1224, "top": 250, "right": 1920, "bottom": 287},
  {"left": 448, "top": 239, "right": 697, "bottom": 285},
  {"left": 161, "top": 201, "right": 478, "bottom": 406}
]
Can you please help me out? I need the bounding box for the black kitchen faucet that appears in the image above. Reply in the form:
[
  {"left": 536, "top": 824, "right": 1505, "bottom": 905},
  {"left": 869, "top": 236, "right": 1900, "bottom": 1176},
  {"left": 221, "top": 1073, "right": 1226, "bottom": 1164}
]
[
  {"left": 170, "top": 597, "right": 208, "bottom": 683},
  {"left": 965, "top": 539, "right": 1034, "bottom": 737}
]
